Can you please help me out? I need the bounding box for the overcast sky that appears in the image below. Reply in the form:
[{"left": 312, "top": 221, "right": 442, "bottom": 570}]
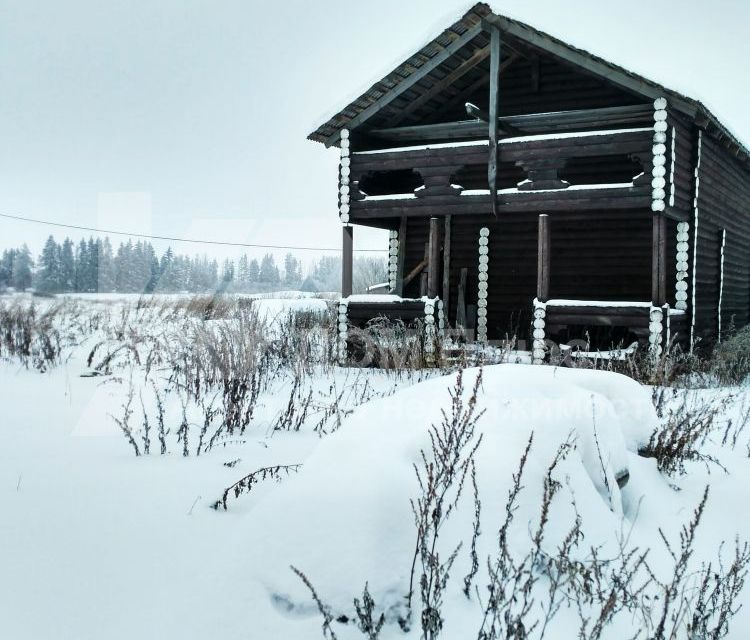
[{"left": 1, "top": 0, "right": 747, "bottom": 263}]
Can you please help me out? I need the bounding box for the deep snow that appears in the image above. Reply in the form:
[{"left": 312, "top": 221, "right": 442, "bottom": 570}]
[{"left": 0, "top": 296, "right": 749, "bottom": 639}]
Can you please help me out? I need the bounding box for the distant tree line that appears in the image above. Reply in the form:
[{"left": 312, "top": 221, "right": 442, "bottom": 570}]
[{"left": 0, "top": 235, "right": 386, "bottom": 295}]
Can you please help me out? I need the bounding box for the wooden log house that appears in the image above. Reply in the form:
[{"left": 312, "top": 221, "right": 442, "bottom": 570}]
[{"left": 308, "top": 4, "right": 750, "bottom": 361}]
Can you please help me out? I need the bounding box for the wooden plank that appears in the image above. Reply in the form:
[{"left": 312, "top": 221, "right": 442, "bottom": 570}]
[
  {"left": 427, "top": 217, "right": 442, "bottom": 298},
  {"left": 349, "top": 187, "right": 653, "bottom": 219},
  {"left": 385, "top": 45, "right": 492, "bottom": 127},
  {"left": 395, "top": 216, "right": 407, "bottom": 296},
  {"left": 530, "top": 55, "right": 540, "bottom": 92},
  {"left": 537, "top": 214, "right": 550, "bottom": 301},
  {"left": 442, "top": 215, "right": 452, "bottom": 313},
  {"left": 432, "top": 53, "right": 519, "bottom": 122},
  {"left": 369, "top": 104, "right": 653, "bottom": 143},
  {"left": 323, "top": 23, "right": 483, "bottom": 147},
  {"left": 465, "top": 103, "right": 520, "bottom": 136},
  {"left": 651, "top": 213, "right": 667, "bottom": 305},
  {"left": 420, "top": 242, "right": 429, "bottom": 296},
  {"left": 481, "top": 14, "right": 697, "bottom": 118},
  {"left": 403, "top": 258, "right": 428, "bottom": 288},
  {"left": 487, "top": 24, "right": 502, "bottom": 218},
  {"left": 342, "top": 225, "right": 353, "bottom": 297},
  {"left": 456, "top": 267, "right": 468, "bottom": 328}
]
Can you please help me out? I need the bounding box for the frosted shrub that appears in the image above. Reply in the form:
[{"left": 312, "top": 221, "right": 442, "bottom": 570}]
[
  {"left": 642, "top": 389, "right": 735, "bottom": 476},
  {"left": 711, "top": 325, "right": 750, "bottom": 384},
  {"left": 0, "top": 300, "right": 65, "bottom": 371}
]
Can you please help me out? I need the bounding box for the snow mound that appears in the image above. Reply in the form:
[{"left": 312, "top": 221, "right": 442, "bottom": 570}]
[{"left": 244, "top": 364, "right": 658, "bottom": 625}]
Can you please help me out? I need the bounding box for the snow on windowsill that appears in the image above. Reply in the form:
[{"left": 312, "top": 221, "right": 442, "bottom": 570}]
[
  {"left": 355, "top": 140, "right": 487, "bottom": 155},
  {"left": 343, "top": 294, "right": 438, "bottom": 304},
  {"left": 361, "top": 193, "right": 417, "bottom": 201},
  {"left": 461, "top": 182, "right": 636, "bottom": 196}
]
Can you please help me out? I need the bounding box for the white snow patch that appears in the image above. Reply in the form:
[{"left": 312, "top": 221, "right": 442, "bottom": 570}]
[{"left": 246, "top": 365, "right": 657, "bottom": 623}]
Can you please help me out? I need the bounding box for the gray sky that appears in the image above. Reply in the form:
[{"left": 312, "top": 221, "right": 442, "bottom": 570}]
[{"left": 1, "top": 0, "right": 747, "bottom": 263}]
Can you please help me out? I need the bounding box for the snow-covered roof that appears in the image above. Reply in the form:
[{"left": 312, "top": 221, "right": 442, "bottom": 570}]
[{"left": 307, "top": 3, "right": 749, "bottom": 169}]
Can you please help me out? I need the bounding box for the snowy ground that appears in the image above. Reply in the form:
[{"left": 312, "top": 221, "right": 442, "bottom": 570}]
[{"left": 0, "top": 294, "right": 748, "bottom": 639}]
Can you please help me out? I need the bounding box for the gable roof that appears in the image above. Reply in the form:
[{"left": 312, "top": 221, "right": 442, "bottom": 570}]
[{"left": 307, "top": 3, "right": 749, "bottom": 168}]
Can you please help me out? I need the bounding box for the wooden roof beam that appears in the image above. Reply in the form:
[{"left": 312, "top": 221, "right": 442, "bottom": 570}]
[
  {"left": 384, "top": 44, "right": 492, "bottom": 128},
  {"left": 480, "top": 14, "right": 698, "bottom": 117},
  {"left": 322, "top": 23, "right": 484, "bottom": 147},
  {"left": 430, "top": 52, "right": 519, "bottom": 121},
  {"left": 465, "top": 102, "right": 521, "bottom": 136}
]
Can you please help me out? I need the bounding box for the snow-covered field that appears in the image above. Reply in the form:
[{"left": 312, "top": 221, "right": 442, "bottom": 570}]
[{"left": 0, "top": 293, "right": 748, "bottom": 640}]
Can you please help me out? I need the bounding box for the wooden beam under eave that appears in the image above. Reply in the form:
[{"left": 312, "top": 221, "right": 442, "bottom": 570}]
[
  {"left": 481, "top": 14, "right": 697, "bottom": 119},
  {"left": 487, "top": 24, "right": 502, "bottom": 218},
  {"left": 323, "top": 23, "right": 483, "bottom": 147},
  {"left": 384, "top": 44, "right": 492, "bottom": 128},
  {"left": 430, "top": 52, "right": 519, "bottom": 128}
]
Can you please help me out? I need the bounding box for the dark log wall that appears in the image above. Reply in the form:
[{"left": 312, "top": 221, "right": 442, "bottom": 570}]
[
  {"left": 452, "top": 155, "right": 642, "bottom": 192},
  {"left": 549, "top": 214, "right": 652, "bottom": 302},
  {"left": 402, "top": 216, "right": 430, "bottom": 299},
  {"left": 694, "top": 134, "right": 750, "bottom": 342},
  {"left": 430, "top": 56, "right": 643, "bottom": 125},
  {"left": 400, "top": 211, "right": 655, "bottom": 342},
  {"left": 669, "top": 115, "right": 696, "bottom": 218}
]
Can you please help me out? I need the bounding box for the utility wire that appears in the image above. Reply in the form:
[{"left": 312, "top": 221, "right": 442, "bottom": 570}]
[{"left": 0, "top": 212, "right": 387, "bottom": 253}]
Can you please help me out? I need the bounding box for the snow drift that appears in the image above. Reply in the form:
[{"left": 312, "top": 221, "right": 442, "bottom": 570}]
[{"left": 245, "top": 364, "right": 658, "bottom": 629}]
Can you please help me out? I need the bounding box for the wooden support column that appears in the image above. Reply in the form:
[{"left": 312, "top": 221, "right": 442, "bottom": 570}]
[
  {"left": 537, "top": 214, "right": 550, "bottom": 302},
  {"left": 427, "top": 217, "right": 441, "bottom": 298},
  {"left": 442, "top": 215, "right": 452, "bottom": 312},
  {"left": 487, "top": 24, "right": 502, "bottom": 218},
  {"left": 718, "top": 228, "right": 726, "bottom": 340},
  {"left": 651, "top": 213, "right": 667, "bottom": 306},
  {"left": 342, "top": 225, "right": 353, "bottom": 297},
  {"left": 395, "top": 216, "right": 407, "bottom": 296}
]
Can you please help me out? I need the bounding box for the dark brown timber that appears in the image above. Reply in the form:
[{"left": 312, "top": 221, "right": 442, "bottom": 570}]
[
  {"left": 385, "top": 45, "right": 491, "bottom": 127},
  {"left": 395, "top": 216, "right": 408, "bottom": 295},
  {"left": 487, "top": 24, "right": 502, "bottom": 217},
  {"left": 427, "top": 217, "right": 442, "bottom": 298},
  {"left": 537, "top": 214, "right": 550, "bottom": 302},
  {"left": 342, "top": 225, "right": 353, "bottom": 297},
  {"left": 651, "top": 213, "right": 667, "bottom": 306},
  {"left": 443, "top": 215, "right": 452, "bottom": 311},
  {"left": 403, "top": 259, "right": 428, "bottom": 288}
]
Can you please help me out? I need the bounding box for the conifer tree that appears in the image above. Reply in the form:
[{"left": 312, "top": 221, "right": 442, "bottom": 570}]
[{"left": 38, "top": 236, "right": 61, "bottom": 292}]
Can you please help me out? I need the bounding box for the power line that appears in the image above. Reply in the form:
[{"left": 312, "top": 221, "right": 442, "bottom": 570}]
[{"left": 0, "top": 212, "right": 387, "bottom": 253}]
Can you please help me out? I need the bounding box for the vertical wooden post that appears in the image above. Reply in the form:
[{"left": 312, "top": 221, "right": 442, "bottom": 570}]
[
  {"left": 442, "top": 215, "right": 452, "bottom": 313},
  {"left": 537, "top": 214, "right": 550, "bottom": 302},
  {"left": 427, "top": 217, "right": 441, "bottom": 298},
  {"left": 456, "top": 268, "right": 468, "bottom": 330},
  {"left": 395, "top": 216, "right": 407, "bottom": 296},
  {"left": 342, "top": 225, "right": 353, "bottom": 297},
  {"left": 487, "top": 24, "right": 502, "bottom": 218},
  {"left": 718, "top": 227, "right": 726, "bottom": 340},
  {"left": 651, "top": 213, "right": 667, "bottom": 306}
]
